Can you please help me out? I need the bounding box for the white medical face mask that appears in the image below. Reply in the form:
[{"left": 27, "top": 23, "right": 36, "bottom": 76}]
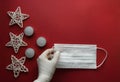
[{"left": 54, "top": 44, "right": 108, "bottom": 69}]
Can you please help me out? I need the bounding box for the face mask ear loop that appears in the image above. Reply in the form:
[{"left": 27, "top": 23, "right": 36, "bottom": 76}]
[{"left": 97, "top": 47, "right": 108, "bottom": 68}]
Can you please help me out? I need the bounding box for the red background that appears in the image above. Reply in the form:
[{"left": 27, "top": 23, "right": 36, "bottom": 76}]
[{"left": 0, "top": 0, "right": 120, "bottom": 82}]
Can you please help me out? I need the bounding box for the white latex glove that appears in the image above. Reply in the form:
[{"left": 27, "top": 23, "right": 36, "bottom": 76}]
[{"left": 34, "top": 48, "right": 60, "bottom": 82}]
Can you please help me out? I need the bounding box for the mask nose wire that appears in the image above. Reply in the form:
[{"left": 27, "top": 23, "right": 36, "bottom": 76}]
[{"left": 97, "top": 47, "right": 108, "bottom": 68}]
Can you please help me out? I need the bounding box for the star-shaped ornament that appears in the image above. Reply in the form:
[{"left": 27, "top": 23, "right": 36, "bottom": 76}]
[
  {"left": 7, "top": 6, "right": 29, "bottom": 28},
  {"left": 5, "top": 32, "right": 28, "bottom": 53},
  {"left": 6, "top": 55, "right": 29, "bottom": 78}
]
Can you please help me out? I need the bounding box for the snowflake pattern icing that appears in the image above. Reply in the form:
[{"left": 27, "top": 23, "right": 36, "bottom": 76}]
[
  {"left": 6, "top": 55, "right": 28, "bottom": 78},
  {"left": 7, "top": 6, "right": 29, "bottom": 28},
  {"left": 5, "top": 32, "right": 28, "bottom": 53}
]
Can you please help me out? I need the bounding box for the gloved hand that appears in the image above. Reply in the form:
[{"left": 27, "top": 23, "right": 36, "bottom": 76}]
[{"left": 34, "top": 48, "right": 60, "bottom": 82}]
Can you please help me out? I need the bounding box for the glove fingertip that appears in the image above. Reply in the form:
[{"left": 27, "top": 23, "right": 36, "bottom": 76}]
[
  {"left": 33, "top": 80, "right": 39, "bottom": 82},
  {"left": 52, "top": 51, "right": 60, "bottom": 62}
]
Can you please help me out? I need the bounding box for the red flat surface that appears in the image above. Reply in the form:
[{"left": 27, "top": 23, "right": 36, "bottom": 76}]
[{"left": 0, "top": 0, "right": 120, "bottom": 82}]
